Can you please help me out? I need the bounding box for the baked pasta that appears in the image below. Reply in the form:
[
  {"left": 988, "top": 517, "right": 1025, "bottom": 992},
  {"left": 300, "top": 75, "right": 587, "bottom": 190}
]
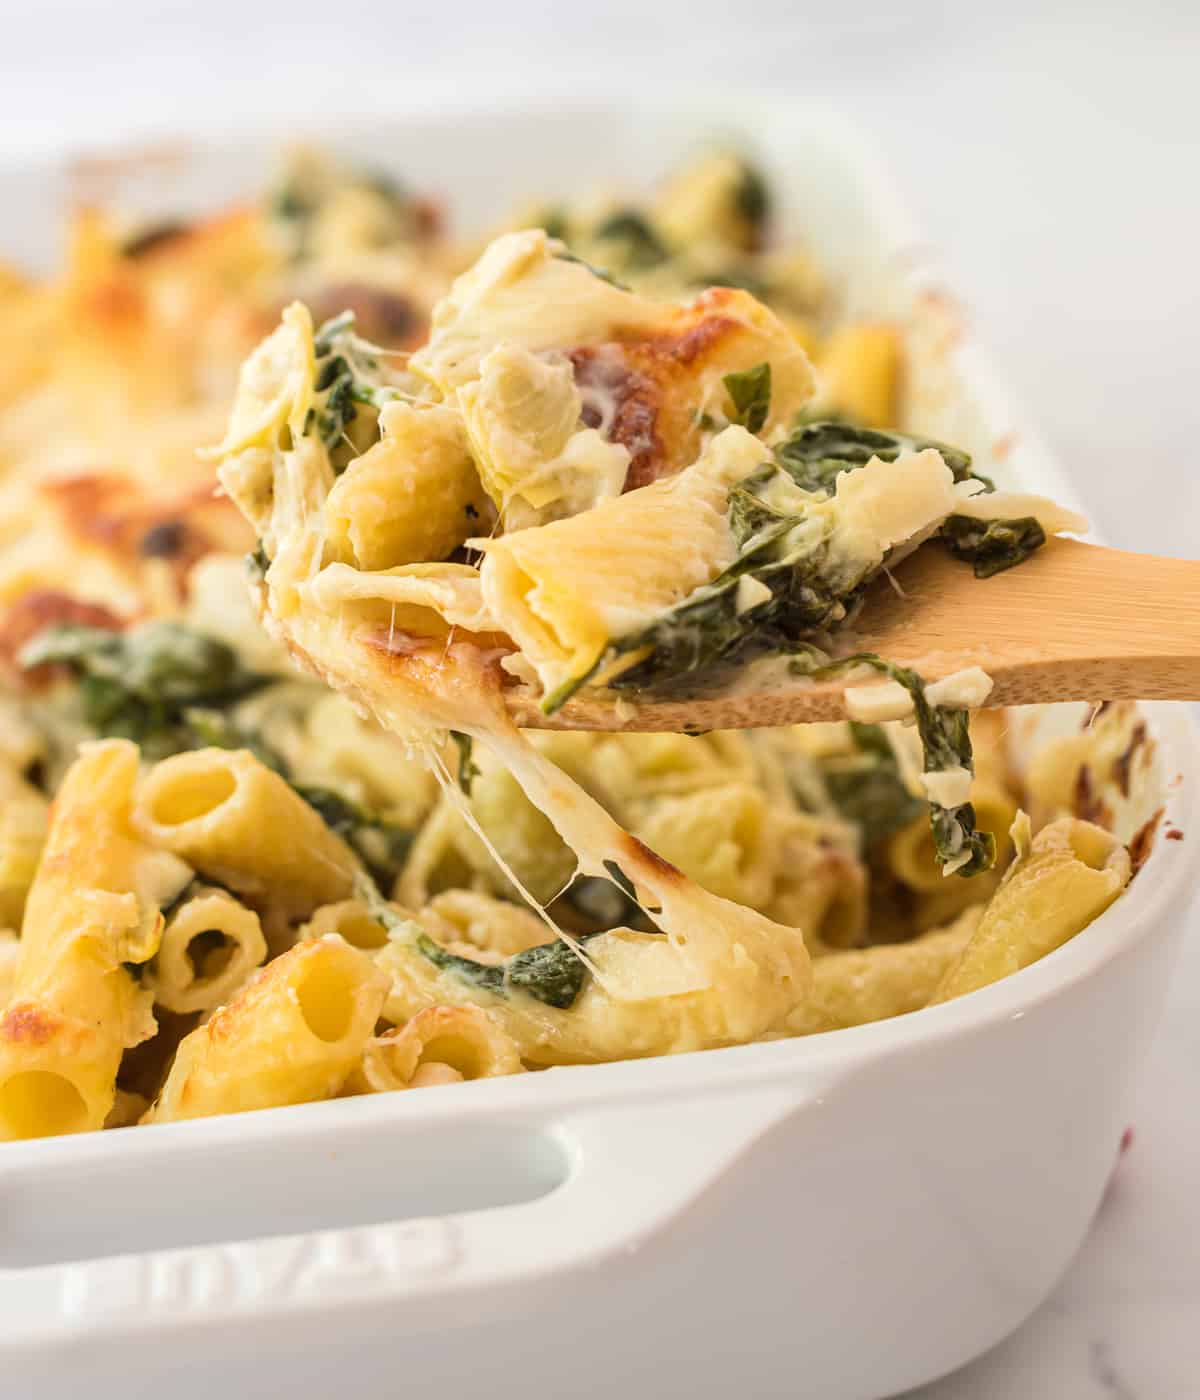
[{"left": 0, "top": 146, "right": 1146, "bottom": 1138}]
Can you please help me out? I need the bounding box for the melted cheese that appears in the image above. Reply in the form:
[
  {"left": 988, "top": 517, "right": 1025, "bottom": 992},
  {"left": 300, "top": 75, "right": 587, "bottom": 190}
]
[
  {"left": 924, "top": 667, "right": 995, "bottom": 710},
  {"left": 217, "top": 397, "right": 811, "bottom": 1052},
  {"left": 844, "top": 680, "right": 914, "bottom": 723},
  {"left": 953, "top": 490, "right": 1087, "bottom": 536},
  {"left": 920, "top": 766, "right": 974, "bottom": 809},
  {"left": 457, "top": 345, "right": 630, "bottom": 526},
  {"left": 410, "top": 229, "right": 814, "bottom": 512},
  {"left": 736, "top": 574, "right": 773, "bottom": 615}
]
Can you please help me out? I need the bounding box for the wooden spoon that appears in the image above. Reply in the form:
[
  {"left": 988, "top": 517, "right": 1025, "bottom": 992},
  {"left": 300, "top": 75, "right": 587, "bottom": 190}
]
[{"left": 504, "top": 538, "right": 1200, "bottom": 732}]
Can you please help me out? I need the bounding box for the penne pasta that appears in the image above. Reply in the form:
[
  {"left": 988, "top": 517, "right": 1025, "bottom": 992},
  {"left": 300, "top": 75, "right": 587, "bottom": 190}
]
[
  {"left": 132, "top": 748, "right": 361, "bottom": 917},
  {"left": 930, "top": 819, "right": 1131, "bottom": 1005},
  {"left": 146, "top": 887, "right": 268, "bottom": 1015},
  {"left": 814, "top": 322, "right": 903, "bottom": 428},
  {"left": 148, "top": 935, "right": 389, "bottom": 1124},
  {"left": 0, "top": 788, "right": 48, "bottom": 931},
  {"left": 786, "top": 908, "right": 982, "bottom": 1036},
  {"left": 0, "top": 929, "right": 21, "bottom": 1011},
  {"left": 299, "top": 897, "right": 391, "bottom": 951},
  {"left": 0, "top": 741, "right": 191, "bottom": 1139},
  {"left": 324, "top": 400, "right": 490, "bottom": 570},
  {"left": 353, "top": 1004, "right": 524, "bottom": 1093}
]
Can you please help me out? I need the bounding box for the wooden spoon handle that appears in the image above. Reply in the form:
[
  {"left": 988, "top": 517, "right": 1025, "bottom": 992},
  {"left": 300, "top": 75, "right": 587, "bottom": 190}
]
[{"left": 851, "top": 538, "right": 1200, "bottom": 708}]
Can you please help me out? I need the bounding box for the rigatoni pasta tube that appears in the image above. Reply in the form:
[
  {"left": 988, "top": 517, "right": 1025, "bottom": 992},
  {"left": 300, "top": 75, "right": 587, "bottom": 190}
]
[
  {"left": 324, "top": 401, "right": 489, "bottom": 570},
  {"left": 417, "top": 890, "right": 548, "bottom": 958},
  {"left": 631, "top": 783, "right": 776, "bottom": 909},
  {"left": 132, "top": 748, "right": 360, "bottom": 916},
  {"left": 146, "top": 888, "right": 267, "bottom": 1015},
  {"left": 299, "top": 898, "right": 390, "bottom": 951},
  {"left": 0, "top": 930, "right": 21, "bottom": 1010},
  {"left": 785, "top": 909, "right": 981, "bottom": 1036},
  {"left": 353, "top": 1005, "right": 523, "bottom": 1093},
  {"left": 930, "top": 819, "right": 1130, "bottom": 1005},
  {"left": 815, "top": 322, "right": 901, "bottom": 428},
  {"left": 0, "top": 741, "right": 191, "bottom": 1140},
  {"left": 766, "top": 838, "right": 868, "bottom": 953},
  {"left": 148, "top": 935, "right": 389, "bottom": 1124},
  {"left": 0, "top": 759, "right": 49, "bottom": 930}
]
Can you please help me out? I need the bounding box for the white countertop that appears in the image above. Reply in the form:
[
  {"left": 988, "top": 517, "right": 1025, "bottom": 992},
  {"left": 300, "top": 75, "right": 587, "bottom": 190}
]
[{"left": 1, "top": 3, "right": 1197, "bottom": 1394}]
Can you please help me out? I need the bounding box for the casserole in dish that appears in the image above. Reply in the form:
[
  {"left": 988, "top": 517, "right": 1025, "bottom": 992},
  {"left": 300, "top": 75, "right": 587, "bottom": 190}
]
[{"left": 0, "top": 97, "right": 1195, "bottom": 1399}]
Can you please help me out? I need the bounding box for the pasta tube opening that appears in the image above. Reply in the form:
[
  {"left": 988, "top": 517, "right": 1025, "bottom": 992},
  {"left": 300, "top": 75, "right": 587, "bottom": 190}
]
[
  {"left": 148, "top": 891, "right": 267, "bottom": 1015},
  {"left": 188, "top": 932, "right": 236, "bottom": 981},
  {"left": 360, "top": 1006, "right": 524, "bottom": 1092},
  {"left": 300, "top": 899, "right": 389, "bottom": 951},
  {"left": 146, "top": 767, "right": 238, "bottom": 825},
  {"left": 295, "top": 956, "right": 359, "bottom": 1042},
  {"left": 0, "top": 1070, "right": 89, "bottom": 1139},
  {"left": 815, "top": 884, "right": 867, "bottom": 950}
]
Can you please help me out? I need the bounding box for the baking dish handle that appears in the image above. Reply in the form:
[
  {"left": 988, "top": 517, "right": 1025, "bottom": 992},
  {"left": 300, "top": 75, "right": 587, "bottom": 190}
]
[
  {"left": 441, "top": 1076, "right": 820, "bottom": 1289},
  {"left": 27, "top": 1072, "right": 838, "bottom": 1341}
]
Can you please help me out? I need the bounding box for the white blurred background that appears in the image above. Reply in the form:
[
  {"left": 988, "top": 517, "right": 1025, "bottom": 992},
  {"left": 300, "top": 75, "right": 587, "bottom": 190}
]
[
  {"left": 3, "top": 0, "right": 1197, "bottom": 558},
  {"left": 2, "top": 3, "right": 1197, "bottom": 1394}
]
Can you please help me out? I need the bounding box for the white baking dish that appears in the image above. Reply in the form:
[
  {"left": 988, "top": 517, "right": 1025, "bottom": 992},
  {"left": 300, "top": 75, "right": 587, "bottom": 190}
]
[{"left": 2, "top": 97, "right": 1196, "bottom": 1400}]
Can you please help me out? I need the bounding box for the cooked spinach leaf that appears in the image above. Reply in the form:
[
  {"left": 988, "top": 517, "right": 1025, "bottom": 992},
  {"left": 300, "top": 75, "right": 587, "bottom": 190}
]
[
  {"left": 942, "top": 514, "right": 1046, "bottom": 578},
  {"left": 451, "top": 732, "right": 479, "bottom": 795},
  {"left": 799, "top": 653, "right": 995, "bottom": 877},
  {"left": 292, "top": 785, "right": 412, "bottom": 888},
  {"left": 357, "top": 864, "right": 612, "bottom": 1013},
  {"left": 821, "top": 723, "right": 926, "bottom": 847},
  {"left": 725, "top": 465, "right": 792, "bottom": 547},
  {"left": 247, "top": 541, "right": 270, "bottom": 580},
  {"left": 537, "top": 207, "right": 570, "bottom": 242},
  {"left": 592, "top": 210, "right": 669, "bottom": 269},
  {"left": 559, "top": 873, "right": 656, "bottom": 933},
  {"left": 544, "top": 463, "right": 869, "bottom": 711},
  {"left": 304, "top": 312, "right": 406, "bottom": 463},
  {"left": 506, "top": 934, "right": 602, "bottom": 1009},
  {"left": 416, "top": 925, "right": 602, "bottom": 1010},
  {"left": 773, "top": 421, "right": 985, "bottom": 495},
  {"left": 416, "top": 934, "right": 506, "bottom": 995},
  {"left": 723, "top": 362, "right": 772, "bottom": 434},
  {"left": 359, "top": 868, "right": 605, "bottom": 1012},
  {"left": 19, "top": 622, "right": 270, "bottom": 760},
  {"left": 553, "top": 249, "right": 631, "bottom": 290},
  {"left": 734, "top": 159, "right": 770, "bottom": 233}
]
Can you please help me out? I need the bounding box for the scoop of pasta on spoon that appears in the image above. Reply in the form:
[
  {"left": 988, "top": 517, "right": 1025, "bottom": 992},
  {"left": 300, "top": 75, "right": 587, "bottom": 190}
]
[
  {"left": 211, "top": 259, "right": 1199, "bottom": 894},
  {"left": 504, "top": 535, "right": 1200, "bottom": 733}
]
